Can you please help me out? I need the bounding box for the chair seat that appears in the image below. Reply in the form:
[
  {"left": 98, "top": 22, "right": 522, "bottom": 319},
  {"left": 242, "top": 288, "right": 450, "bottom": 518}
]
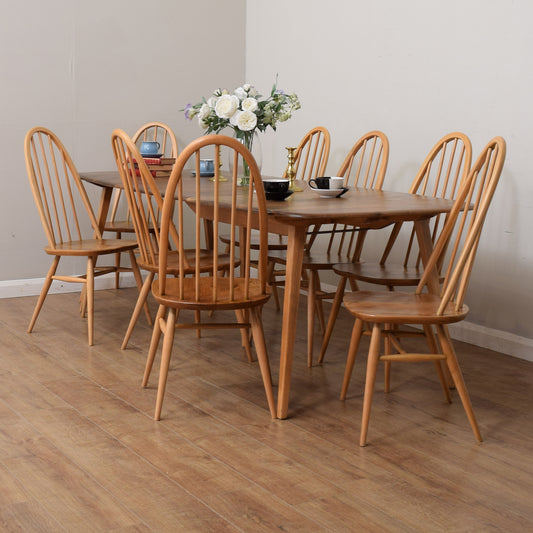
[
  {"left": 343, "top": 290, "right": 469, "bottom": 324},
  {"left": 138, "top": 250, "right": 233, "bottom": 274},
  {"left": 152, "top": 277, "right": 271, "bottom": 310},
  {"left": 44, "top": 238, "right": 138, "bottom": 256},
  {"left": 333, "top": 261, "right": 428, "bottom": 286}
]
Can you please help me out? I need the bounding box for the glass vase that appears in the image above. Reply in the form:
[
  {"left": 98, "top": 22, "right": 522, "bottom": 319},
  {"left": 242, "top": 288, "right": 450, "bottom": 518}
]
[{"left": 230, "top": 131, "right": 262, "bottom": 186}]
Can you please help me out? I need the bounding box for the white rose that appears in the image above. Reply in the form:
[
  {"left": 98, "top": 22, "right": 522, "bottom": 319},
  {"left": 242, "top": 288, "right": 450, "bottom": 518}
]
[
  {"left": 234, "top": 86, "right": 247, "bottom": 100},
  {"left": 248, "top": 86, "right": 258, "bottom": 97},
  {"left": 207, "top": 96, "right": 217, "bottom": 108},
  {"left": 215, "top": 94, "right": 239, "bottom": 119},
  {"left": 230, "top": 110, "right": 240, "bottom": 127},
  {"left": 241, "top": 97, "right": 258, "bottom": 112},
  {"left": 236, "top": 110, "right": 257, "bottom": 131},
  {"left": 242, "top": 83, "right": 251, "bottom": 91},
  {"left": 198, "top": 103, "right": 210, "bottom": 120}
]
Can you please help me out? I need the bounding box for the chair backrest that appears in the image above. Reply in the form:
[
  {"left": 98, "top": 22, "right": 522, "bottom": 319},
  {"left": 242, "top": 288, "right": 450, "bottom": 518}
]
[
  {"left": 107, "top": 122, "right": 178, "bottom": 225},
  {"left": 158, "top": 134, "right": 269, "bottom": 303},
  {"left": 25, "top": 126, "right": 102, "bottom": 249},
  {"left": 307, "top": 131, "right": 390, "bottom": 259},
  {"left": 379, "top": 132, "right": 472, "bottom": 269},
  {"left": 131, "top": 121, "right": 179, "bottom": 158},
  {"left": 111, "top": 129, "right": 177, "bottom": 270},
  {"left": 336, "top": 130, "right": 389, "bottom": 189},
  {"left": 417, "top": 137, "right": 506, "bottom": 314},
  {"left": 283, "top": 126, "right": 330, "bottom": 181}
]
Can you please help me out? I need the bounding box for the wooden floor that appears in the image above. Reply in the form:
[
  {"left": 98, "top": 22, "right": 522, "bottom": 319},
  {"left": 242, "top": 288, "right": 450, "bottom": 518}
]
[{"left": 0, "top": 287, "right": 532, "bottom": 532}]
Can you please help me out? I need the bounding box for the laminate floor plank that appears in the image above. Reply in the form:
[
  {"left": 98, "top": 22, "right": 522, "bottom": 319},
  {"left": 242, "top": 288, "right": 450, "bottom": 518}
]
[{"left": 0, "top": 289, "right": 532, "bottom": 531}]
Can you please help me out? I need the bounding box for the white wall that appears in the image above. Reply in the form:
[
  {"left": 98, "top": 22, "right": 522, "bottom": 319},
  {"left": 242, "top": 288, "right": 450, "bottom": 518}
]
[
  {"left": 246, "top": 0, "right": 533, "bottom": 356},
  {"left": 1, "top": 0, "right": 531, "bottom": 358},
  {"left": 0, "top": 0, "right": 246, "bottom": 280}
]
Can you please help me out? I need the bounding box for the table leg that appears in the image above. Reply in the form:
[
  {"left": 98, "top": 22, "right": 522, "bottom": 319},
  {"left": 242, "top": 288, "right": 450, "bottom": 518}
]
[
  {"left": 94, "top": 187, "right": 113, "bottom": 235},
  {"left": 414, "top": 219, "right": 441, "bottom": 294},
  {"left": 277, "top": 224, "right": 307, "bottom": 419}
]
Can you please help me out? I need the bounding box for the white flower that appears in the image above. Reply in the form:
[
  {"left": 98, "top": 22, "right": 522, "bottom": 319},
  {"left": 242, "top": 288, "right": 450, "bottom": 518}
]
[
  {"left": 207, "top": 96, "right": 217, "bottom": 108},
  {"left": 241, "top": 97, "right": 258, "bottom": 112},
  {"left": 242, "top": 83, "right": 251, "bottom": 91},
  {"left": 236, "top": 110, "right": 257, "bottom": 131},
  {"left": 215, "top": 94, "right": 239, "bottom": 119},
  {"left": 198, "top": 116, "right": 209, "bottom": 129},
  {"left": 198, "top": 103, "right": 210, "bottom": 120},
  {"left": 234, "top": 86, "right": 247, "bottom": 100},
  {"left": 248, "top": 86, "right": 257, "bottom": 97},
  {"left": 229, "top": 111, "right": 240, "bottom": 127}
]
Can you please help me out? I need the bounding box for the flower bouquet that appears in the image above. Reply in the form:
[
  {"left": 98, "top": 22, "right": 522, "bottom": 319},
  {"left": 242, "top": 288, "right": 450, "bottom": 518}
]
[{"left": 183, "top": 78, "right": 300, "bottom": 185}]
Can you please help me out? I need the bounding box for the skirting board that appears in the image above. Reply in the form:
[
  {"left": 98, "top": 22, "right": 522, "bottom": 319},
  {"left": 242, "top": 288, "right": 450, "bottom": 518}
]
[
  {"left": 0, "top": 273, "right": 138, "bottom": 298},
  {"left": 1, "top": 276, "right": 532, "bottom": 363}
]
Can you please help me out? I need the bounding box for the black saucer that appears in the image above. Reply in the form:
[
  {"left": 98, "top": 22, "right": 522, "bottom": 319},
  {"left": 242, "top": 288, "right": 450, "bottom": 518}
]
[{"left": 265, "top": 190, "right": 293, "bottom": 201}]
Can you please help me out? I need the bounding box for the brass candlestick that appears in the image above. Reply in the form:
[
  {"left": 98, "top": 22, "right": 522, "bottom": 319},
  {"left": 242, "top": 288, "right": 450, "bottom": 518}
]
[
  {"left": 210, "top": 145, "right": 227, "bottom": 182},
  {"left": 286, "top": 146, "right": 302, "bottom": 191}
]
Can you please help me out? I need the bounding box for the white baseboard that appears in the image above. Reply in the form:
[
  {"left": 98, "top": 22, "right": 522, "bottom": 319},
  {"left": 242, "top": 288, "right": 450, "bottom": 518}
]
[
  {"left": 0, "top": 273, "right": 138, "bottom": 299},
  {"left": 2, "top": 276, "right": 532, "bottom": 363}
]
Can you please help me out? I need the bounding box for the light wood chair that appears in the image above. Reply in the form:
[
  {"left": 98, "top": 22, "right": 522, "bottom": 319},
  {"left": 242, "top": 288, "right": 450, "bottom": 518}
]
[
  {"left": 104, "top": 121, "right": 178, "bottom": 289},
  {"left": 268, "top": 131, "right": 389, "bottom": 366},
  {"left": 340, "top": 137, "right": 506, "bottom": 446},
  {"left": 140, "top": 134, "right": 277, "bottom": 421},
  {"left": 219, "top": 126, "right": 331, "bottom": 309},
  {"left": 319, "top": 133, "right": 473, "bottom": 374},
  {"left": 282, "top": 125, "right": 331, "bottom": 181},
  {"left": 111, "top": 129, "right": 235, "bottom": 351},
  {"left": 25, "top": 126, "right": 143, "bottom": 346}
]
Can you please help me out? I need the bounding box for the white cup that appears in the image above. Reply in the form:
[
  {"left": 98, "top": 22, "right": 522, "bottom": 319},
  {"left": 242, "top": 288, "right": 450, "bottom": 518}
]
[{"left": 329, "top": 176, "right": 344, "bottom": 189}]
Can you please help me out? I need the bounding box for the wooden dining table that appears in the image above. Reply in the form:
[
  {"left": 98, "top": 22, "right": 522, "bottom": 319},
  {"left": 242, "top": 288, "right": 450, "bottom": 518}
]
[{"left": 81, "top": 169, "right": 454, "bottom": 419}]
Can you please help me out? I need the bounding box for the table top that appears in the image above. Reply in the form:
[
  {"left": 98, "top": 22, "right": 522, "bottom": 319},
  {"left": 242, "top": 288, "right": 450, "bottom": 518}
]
[{"left": 80, "top": 170, "right": 455, "bottom": 230}]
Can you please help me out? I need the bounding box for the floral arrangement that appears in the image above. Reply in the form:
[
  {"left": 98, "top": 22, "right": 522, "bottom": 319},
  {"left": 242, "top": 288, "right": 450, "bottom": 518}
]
[
  {"left": 182, "top": 79, "right": 300, "bottom": 184},
  {"left": 183, "top": 79, "right": 301, "bottom": 140}
]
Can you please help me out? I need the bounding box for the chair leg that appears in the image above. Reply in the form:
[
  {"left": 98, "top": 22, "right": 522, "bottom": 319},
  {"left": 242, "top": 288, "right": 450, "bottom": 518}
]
[
  {"left": 436, "top": 324, "right": 482, "bottom": 443},
  {"left": 423, "top": 324, "right": 452, "bottom": 403},
  {"left": 249, "top": 306, "right": 277, "bottom": 418},
  {"left": 142, "top": 304, "right": 166, "bottom": 387},
  {"left": 235, "top": 309, "right": 254, "bottom": 362},
  {"left": 80, "top": 284, "right": 87, "bottom": 317},
  {"left": 340, "top": 318, "right": 364, "bottom": 400},
  {"left": 360, "top": 323, "right": 382, "bottom": 447},
  {"left": 266, "top": 259, "right": 280, "bottom": 311},
  {"left": 313, "top": 272, "right": 325, "bottom": 335},
  {"left": 383, "top": 324, "right": 393, "bottom": 393},
  {"left": 307, "top": 270, "right": 317, "bottom": 367},
  {"left": 122, "top": 272, "right": 154, "bottom": 350},
  {"left": 318, "top": 275, "right": 347, "bottom": 364},
  {"left": 195, "top": 310, "right": 202, "bottom": 339},
  {"left": 86, "top": 256, "right": 95, "bottom": 346},
  {"left": 114, "top": 232, "right": 122, "bottom": 289},
  {"left": 128, "top": 250, "right": 152, "bottom": 325},
  {"left": 154, "top": 307, "right": 177, "bottom": 421},
  {"left": 28, "top": 255, "right": 60, "bottom": 333}
]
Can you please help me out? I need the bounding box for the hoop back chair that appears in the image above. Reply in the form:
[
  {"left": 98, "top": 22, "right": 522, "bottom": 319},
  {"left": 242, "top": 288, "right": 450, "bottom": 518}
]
[
  {"left": 268, "top": 130, "right": 389, "bottom": 366},
  {"left": 219, "top": 126, "right": 331, "bottom": 309},
  {"left": 25, "top": 127, "right": 142, "bottom": 346},
  {"left": 111, "top": 129, "right": 234, "bottom": 351},
  {"left": 140, "top": 134, "right": 276, "bottom": 421},
  {"left": 319, "top": 133, "right": 473, "bottom": 367},
  {"left": 105, "top": 122, "right": 178, "bottom": 289},
  {"left": 340, "top": 137, "right": 505, "bottom": 446},
  {"left": 282, "top": 125, "right": 331, "bottom": 181}
]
